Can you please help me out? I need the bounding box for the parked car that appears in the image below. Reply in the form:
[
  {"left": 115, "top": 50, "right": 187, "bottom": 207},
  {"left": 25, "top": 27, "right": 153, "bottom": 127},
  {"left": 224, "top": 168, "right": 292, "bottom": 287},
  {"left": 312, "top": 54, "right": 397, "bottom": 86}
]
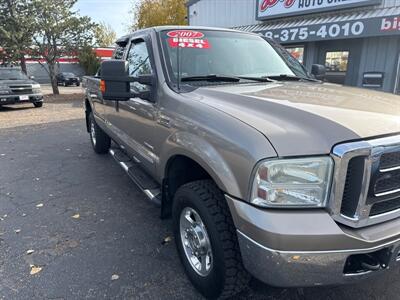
[
  {"left": 83, "top": 26, "right": 400, "bottom": 299},
  {"left": 0, "top": 67, "right": 43, "bottom": 108},
  {"left": 56, "top": 72, "right": 80, "bottom": 86}
]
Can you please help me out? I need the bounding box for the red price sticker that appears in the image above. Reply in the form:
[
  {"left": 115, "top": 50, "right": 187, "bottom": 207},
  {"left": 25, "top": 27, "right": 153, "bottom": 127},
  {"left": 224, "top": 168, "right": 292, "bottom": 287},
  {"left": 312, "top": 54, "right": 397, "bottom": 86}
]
[{"left": 167, "top": 30, "right": 205, "bottom": 38}]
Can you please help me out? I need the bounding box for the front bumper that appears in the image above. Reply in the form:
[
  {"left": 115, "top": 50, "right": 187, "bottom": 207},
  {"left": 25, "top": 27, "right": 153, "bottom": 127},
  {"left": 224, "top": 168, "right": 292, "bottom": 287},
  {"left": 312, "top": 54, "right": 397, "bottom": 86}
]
[
  {"left": 0, "top": 94, "right": 43, "bottom": 105},
  {"left": 226, "top": 195, "right": 400, "bottom": 287}
]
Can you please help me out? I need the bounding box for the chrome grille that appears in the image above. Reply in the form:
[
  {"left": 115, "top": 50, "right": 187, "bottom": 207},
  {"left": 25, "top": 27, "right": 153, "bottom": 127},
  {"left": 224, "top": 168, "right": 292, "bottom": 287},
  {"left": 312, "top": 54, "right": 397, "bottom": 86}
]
[
  {"left": 329, "top": 135, "right": 400, "bottom": 228},
  {"left": 380, "top": 152, "right": 400, "bottom": 170},
  {"left": 10, "top": 85, "right": 33, "bottom": 95}
]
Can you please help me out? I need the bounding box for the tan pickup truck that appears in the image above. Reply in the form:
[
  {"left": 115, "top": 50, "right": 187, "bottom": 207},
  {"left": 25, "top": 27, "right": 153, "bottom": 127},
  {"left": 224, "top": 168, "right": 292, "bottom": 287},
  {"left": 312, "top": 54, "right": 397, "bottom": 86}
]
[{"left": 84, "top": 26, "right": 400, "bottom": 299}]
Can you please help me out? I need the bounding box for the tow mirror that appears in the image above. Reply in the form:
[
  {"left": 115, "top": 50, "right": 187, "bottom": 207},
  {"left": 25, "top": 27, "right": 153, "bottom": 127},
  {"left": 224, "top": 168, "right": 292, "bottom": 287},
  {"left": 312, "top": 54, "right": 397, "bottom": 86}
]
[
  {"left": 100, "top": 59, "right": 155, "bottom": 101},
  {"left": 311, "top": 64, "right": 326, "bottom": 81}
]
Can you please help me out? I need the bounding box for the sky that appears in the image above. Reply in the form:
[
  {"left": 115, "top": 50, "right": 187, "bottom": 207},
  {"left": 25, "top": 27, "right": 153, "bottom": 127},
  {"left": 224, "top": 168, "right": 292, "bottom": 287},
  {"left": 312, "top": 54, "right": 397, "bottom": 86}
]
[{"left": 74, "top": 0, "right": 136, "bottom": 39}]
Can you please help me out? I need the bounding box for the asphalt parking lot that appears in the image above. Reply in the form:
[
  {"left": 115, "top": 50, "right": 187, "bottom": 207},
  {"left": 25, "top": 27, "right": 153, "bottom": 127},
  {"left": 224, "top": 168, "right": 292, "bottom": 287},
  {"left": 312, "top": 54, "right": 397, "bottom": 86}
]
[{"left": 1, "top": 98, "right": 400, "bottom": 299}]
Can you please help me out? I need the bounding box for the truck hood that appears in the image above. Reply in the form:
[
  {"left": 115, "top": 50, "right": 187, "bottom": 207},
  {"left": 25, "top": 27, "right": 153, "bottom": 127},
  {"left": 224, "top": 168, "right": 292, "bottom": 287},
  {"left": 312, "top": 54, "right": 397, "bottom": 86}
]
[
  {"left": 192, "top": 82, "right": 400, "bottom": 156},
  {"left": 0, "top": 79, "right": 37, "bottom": 85}
]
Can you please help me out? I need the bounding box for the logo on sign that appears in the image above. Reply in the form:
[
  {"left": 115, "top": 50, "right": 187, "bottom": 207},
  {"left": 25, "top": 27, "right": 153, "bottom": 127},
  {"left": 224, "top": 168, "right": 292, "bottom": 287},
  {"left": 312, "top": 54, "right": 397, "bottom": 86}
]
[
  {"left": 260, "top": 0, "right": 296, "bottom": 11},
  {"left": 167, "top": 30, "right": 204, "bottom": 39}
]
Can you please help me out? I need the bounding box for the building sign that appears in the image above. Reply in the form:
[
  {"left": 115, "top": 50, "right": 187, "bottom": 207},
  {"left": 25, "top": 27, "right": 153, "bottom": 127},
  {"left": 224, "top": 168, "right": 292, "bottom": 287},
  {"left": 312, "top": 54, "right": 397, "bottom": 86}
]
[
  {"left": 259, "top": 15, "right": 400, "bottom": 43},
  {"left": 256, "top": 0, "right": 381, "bottom": 20}
]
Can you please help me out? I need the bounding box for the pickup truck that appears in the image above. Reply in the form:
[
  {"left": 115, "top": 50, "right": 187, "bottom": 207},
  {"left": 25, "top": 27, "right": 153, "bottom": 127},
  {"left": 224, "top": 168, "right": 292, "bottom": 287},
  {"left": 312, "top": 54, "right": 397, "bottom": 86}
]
[
  {"left": 0, "top": 67, "right": 43, "bottom": 108},
  {"left": 83, "top": 26, "right": 400, "bottom": 299}
]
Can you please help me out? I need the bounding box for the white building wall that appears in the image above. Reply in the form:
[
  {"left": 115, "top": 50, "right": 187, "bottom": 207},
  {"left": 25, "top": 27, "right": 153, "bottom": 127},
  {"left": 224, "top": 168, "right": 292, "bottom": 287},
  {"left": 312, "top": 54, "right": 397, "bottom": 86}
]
[{"left": 188, "top": 0, "right": 260, "bottom": 28}]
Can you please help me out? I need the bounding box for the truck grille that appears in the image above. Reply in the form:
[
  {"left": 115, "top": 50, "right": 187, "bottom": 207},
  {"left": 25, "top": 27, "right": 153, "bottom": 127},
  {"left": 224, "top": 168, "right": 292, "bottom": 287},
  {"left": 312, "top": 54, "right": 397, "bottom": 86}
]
[
  {"left": 330, "top": 135, "right": 400, "bottom": 228},
  {"left": 10, "top": 85, "right": 33, "bottom": 95},
  {"left": 374, "top": 170, "right": 400, "bottom": 195}
]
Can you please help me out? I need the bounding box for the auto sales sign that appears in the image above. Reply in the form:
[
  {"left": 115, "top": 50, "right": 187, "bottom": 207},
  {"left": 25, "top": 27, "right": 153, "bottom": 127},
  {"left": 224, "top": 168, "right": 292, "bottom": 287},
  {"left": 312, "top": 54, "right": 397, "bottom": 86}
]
[{"left": 256, "top": 0, "right": 381, "bottom": 20}]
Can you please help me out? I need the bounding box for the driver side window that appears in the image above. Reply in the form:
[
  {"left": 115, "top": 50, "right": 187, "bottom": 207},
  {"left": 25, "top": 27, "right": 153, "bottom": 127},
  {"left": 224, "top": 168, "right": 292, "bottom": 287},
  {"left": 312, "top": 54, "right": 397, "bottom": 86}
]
[{"left": 127, "top": 40, "right": 153, "bottom": 93}]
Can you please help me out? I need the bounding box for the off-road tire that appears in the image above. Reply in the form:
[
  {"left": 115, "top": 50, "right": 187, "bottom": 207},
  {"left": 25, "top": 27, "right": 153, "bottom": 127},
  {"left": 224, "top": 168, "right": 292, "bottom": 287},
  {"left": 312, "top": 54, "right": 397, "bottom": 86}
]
[
  {"left": 89, "top": 112, "right": 111, "bottom": 154},
  {"left": 33, "top": 102, "right": 43, "bottom": 108},
  {"left": 172, "top": 180, "right": 250, "bottom": 299}
]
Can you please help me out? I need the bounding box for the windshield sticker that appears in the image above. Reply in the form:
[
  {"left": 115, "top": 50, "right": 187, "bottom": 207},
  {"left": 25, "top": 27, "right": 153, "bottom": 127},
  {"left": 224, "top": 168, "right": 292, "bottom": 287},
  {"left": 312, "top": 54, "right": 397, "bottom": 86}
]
[
  {"left": 167, "top": 30, "right": 204, "bottom": 38},
  {"left": 168, "top": 37, "right": 210, "bottom": 49}
]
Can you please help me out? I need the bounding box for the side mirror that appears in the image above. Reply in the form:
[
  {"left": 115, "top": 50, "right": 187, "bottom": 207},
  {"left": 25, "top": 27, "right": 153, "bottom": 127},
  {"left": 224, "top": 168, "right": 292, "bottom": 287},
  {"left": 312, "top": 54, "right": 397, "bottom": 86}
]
[
  {"left": 311, "top": 64, "right": 326, "bottom": 81},
  {"left": 100, "top": 60, "right": 155, "bottom": 101},
  {"left": 29, "top": 75, "right": 35, "bottom": 80}
]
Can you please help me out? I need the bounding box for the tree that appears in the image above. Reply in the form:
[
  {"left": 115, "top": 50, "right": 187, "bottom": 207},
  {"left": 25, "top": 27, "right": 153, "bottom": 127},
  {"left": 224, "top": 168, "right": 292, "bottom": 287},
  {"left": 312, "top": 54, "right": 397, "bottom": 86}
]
[
  {"left": 94, "top": 22, "right": 117, "bottom": 47},
  {"left": 0, "top": 0, "right": 36, "bottom": 74},
  {"left": 130, "top": 0, "right": 187, "bottom": 30},
  {"left": 30, "top": 0, "right": 96, "bottom": 94},
  {"left": 78, "top": 45, "right": 100, "bottom": 76}
]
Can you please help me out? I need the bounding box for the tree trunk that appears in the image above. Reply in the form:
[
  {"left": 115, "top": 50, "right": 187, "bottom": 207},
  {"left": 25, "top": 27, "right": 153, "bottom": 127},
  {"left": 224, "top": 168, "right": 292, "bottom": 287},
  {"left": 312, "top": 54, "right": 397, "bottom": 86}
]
[
  {"left": 20, "top": 55, "right": 28, "bottom": 75},
  {"left": 48, "top": 62, "right": 59, "bottom": 95}
]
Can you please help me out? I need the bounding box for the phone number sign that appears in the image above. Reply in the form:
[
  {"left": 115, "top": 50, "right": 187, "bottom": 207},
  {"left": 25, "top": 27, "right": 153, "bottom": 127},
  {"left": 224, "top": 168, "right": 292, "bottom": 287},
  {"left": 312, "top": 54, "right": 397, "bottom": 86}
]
[
  {"left": 256, "top": 0, "right": 381, "bottom": 20},
  {"left": 258, "top": 16, "right": 400, "bottom": 43}
]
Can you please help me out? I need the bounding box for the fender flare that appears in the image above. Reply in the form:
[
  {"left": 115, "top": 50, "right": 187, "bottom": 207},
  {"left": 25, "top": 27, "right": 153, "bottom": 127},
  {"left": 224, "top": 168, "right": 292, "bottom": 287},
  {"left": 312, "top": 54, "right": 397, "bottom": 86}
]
[{"left": 159, "top": 131, "right": 242, "bottom": 198}]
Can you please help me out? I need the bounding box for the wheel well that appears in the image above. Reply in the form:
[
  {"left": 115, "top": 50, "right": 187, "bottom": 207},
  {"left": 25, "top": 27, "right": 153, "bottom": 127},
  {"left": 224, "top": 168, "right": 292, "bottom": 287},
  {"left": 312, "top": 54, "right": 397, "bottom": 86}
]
[
  {"left": 85, "top": 99, "right": 92, "bottom": 132},
  {"left": 161, "top": 155, "right": 213, "bottom": 218}
]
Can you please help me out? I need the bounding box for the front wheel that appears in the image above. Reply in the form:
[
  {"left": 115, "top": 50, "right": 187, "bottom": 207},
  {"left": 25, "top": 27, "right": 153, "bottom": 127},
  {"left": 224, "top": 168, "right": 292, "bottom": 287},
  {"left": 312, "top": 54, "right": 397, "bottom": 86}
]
[
  {"left": 33, "top": 102, "right": 43, "bottom": 108},
  {"left": 172, "top": 180, "right": 250, "bottom": 299},
  {"left": 88, "top": 113, "right": 111, "bottom": 154}
]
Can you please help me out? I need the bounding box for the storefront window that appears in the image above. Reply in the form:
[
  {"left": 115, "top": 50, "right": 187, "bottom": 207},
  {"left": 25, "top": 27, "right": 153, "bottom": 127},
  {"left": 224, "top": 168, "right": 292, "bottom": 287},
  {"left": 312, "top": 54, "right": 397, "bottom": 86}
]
[
  {"left": 285, "top": 46, "right": 304, "bottom": 64},
  {"left": 324, "top": 51, "right": 349, "bottom": 84},
  {"left": 325, "top": 51, "right": 349, "bottom": 72}
]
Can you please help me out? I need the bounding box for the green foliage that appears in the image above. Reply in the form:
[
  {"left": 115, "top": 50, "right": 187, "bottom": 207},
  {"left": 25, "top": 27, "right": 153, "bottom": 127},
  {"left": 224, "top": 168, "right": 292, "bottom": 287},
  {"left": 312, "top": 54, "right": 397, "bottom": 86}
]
[
  {"left": 130, "top": 0, "right": 187, "bottom": 30},
  {"left": 0, "top": 0, "right": 36, "bottom": 72},
  {"left": 78, "top": 45, "right": 100, "bottom": 76},
  {"left": 29, "top": 0, "right": 97, "bottom": 94},
  {"left": 94, "top": 22, "right": 117, "bottom": 47}
]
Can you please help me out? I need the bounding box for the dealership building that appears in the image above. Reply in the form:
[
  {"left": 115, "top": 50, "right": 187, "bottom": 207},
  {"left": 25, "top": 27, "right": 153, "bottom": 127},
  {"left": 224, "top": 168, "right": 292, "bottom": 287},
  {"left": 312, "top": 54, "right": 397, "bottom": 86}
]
[{"left": 187, "top": 0, "right": 400, "bottom": 94}]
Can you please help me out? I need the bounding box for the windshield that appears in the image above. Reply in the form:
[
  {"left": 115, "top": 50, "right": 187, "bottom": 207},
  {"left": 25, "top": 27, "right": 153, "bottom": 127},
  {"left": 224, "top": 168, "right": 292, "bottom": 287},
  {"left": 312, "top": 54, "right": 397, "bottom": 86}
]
[
  {"left": 63, "top": 73, "right": 76, "bottom": 77},
  {"left": 160, "top": 29, "right": 310, "bottom": 84},
  {"left": 0, "top": 69, "right": 28, "bottom": 80}
]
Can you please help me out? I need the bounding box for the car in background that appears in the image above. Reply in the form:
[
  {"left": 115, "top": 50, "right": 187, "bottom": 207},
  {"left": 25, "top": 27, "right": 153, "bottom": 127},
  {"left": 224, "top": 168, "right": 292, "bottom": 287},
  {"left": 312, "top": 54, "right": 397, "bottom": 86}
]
[
  {"left": 56, "top": 72, "right": 80, "bottom": 86},
  {"left": 0, "top": 67, "right": 43, "bottom": 108}
]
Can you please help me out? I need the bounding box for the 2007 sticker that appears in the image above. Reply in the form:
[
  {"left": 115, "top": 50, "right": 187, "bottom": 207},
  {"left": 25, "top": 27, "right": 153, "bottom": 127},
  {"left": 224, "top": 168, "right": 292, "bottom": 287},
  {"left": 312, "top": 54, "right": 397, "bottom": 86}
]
[{"left": 167, "top": 30, "right": 210, "bottom": 49}]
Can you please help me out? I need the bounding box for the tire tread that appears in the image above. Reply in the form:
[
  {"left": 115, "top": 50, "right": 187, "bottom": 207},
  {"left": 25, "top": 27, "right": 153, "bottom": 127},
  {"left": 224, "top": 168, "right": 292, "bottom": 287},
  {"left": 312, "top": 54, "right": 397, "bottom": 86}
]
[{"left": 179, "top": 180, "right": 250, "bottom": 298}]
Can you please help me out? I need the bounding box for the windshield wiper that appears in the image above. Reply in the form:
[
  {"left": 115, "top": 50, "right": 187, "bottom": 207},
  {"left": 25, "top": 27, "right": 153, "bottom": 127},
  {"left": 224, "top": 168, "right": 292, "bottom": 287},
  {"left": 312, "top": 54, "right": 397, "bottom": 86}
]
[
  {"left": 237, "top": 76, "right": 274, "bottom": 82},
  {"left": 263, "top": 74, "right": 318, "bottom": 82},
  {"left": 181, "top": 74, "right": 240, "bottom": 82}
]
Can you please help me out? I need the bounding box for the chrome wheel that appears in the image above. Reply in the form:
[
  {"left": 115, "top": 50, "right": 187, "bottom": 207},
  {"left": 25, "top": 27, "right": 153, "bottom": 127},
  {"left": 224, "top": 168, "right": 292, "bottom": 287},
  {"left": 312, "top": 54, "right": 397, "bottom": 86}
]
[
  {"left": 90, "top": 121, "right": 96, "bottom": 146},
  {"left": 180, "top": 207, "right": 213, "bottom": 276}
]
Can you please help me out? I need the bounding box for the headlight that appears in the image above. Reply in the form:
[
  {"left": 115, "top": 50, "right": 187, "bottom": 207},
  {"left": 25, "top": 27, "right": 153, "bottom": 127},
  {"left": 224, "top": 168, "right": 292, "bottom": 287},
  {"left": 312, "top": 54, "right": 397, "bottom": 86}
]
[
  {"left": 32, "top": 84, "right": 41, "bottom": 89},
  {"left": 251, "top": 157, "right": 333, "bottom": 208},
  {"left": 0, "top": 86, "right": 9, "bottom": 94}
]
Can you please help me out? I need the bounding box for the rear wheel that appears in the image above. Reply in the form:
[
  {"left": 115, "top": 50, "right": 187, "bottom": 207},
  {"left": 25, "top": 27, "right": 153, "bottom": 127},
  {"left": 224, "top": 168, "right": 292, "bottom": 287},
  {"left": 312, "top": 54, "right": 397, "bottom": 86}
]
[
  {"left": 89, "top": 112, "right": 111, "bottom": 154},
  {"left": 172, "top": 180, "right": 250, "bottom": 299},
  {"left": 33, "top": 102, "right": 43, "bottom": 108}
]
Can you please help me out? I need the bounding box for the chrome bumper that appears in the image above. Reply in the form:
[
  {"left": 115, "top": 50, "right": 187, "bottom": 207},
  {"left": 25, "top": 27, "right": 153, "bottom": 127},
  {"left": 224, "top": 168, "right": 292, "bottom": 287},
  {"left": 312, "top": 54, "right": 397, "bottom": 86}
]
[
  {"left": 0, "top": 93, "right": 43, "bottom": 104},
  {"left": 237, "top": 230, "right": 400, "bottom": 287}
]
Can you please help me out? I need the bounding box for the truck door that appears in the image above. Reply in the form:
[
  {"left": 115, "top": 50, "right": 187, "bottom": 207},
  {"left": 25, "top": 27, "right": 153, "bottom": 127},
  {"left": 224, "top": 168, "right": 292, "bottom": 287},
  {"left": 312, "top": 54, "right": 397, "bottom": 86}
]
[{"left": 110, "top": 37, "right": 158, "bottom": 176}]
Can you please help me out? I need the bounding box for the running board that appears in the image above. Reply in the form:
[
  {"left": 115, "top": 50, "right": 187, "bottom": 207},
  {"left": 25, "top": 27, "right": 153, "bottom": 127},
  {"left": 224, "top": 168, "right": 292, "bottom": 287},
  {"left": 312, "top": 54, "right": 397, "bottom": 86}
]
[{"left": 109, "top": 148, "right": 161, "bottom": 206}]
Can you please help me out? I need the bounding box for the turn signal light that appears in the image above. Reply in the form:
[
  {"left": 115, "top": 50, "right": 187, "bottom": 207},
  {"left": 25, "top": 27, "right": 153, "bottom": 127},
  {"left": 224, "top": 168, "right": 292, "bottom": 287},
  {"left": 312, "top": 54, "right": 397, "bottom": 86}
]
[{"left": 100, "top": 80, "right": 106, "bottom": 93}]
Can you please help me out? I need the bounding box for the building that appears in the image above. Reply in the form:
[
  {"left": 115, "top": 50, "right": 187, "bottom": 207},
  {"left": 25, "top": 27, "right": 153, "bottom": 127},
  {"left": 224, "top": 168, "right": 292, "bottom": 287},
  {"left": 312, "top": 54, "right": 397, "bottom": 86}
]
[{"left": 187, "top": 0, "right": 400, "bottom": 94}]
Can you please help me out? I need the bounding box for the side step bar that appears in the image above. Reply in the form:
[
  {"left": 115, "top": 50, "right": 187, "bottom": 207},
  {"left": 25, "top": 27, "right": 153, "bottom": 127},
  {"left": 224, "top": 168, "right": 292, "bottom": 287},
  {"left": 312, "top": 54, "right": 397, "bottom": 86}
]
[{"left": 109, "top": 147, "right": 162, "bottom": 206}]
